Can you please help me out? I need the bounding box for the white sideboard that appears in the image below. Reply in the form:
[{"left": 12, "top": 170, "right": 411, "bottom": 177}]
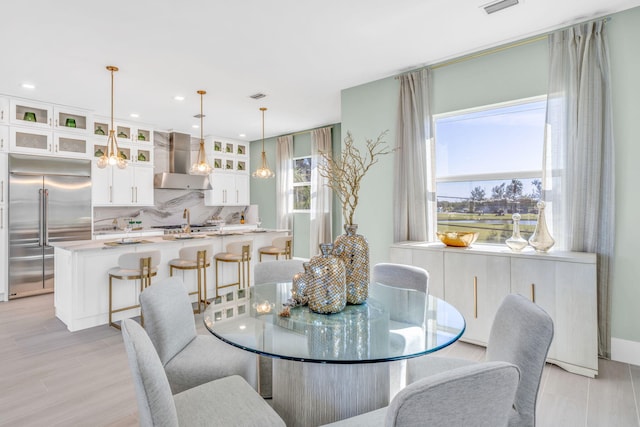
[{"left": 390, "top": 242, "right": 598, "bottom": 377}]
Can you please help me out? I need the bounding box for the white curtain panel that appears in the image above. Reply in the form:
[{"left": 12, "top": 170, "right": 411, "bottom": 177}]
[
  {"left": 543, "top": 20, "right": 615, "bottom": 357},
  {"left": 310, "top": 127, "right": 333, "bottom": 257},
  {"left": 394, "top": 69, "right": 435, "bottom": 242},
  {"left": 276, "top": 135, "right": 294, "bottom": 231}
]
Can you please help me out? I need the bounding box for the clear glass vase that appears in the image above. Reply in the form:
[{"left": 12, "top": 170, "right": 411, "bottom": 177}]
[
  {"left": 529, "top": 201, "right": 555, "bottom": 252},
  {"left": 505, "top": 213, "right": 528, "bottom": 252},
  {"left": 334, "top": 224, "right": 369, "bottom": 304}
]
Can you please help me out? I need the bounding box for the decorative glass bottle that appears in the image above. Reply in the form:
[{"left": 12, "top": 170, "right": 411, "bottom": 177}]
[
  {"left": 308, "top": 244, "right": 346, "bottom": 314},
  {"left": 292, "top": 262, "right": 311, "bottom": 305},
  {"left": 334, "top": 224, "right": 369, "bottom": 304},
  {"left": 505, "top": 213, "right": 528, "bottom": 252},
  {"left": 529, "top": 201, "right": 555, "bottom": 252}
]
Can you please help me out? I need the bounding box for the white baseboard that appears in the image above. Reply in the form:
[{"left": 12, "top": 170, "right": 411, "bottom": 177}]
[{"left": 611, "top": 337, "right": 640, "bottom": 367}]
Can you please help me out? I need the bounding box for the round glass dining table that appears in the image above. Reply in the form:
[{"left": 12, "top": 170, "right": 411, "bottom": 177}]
[{"left": 204, "top": 282, "right": 465, "bottom": 427}]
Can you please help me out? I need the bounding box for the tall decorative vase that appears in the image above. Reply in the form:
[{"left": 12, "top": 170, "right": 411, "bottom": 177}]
[
  {"left": 334, "top": 224, "right": 369, "bottom": 305},
  {"left": 308, "top": 244, "right": 346, "bottom": 314},
  {"left": 528, "top": 201, "right": 555, "bottom": 252},
  {"left": 505, "top": 213, "right": 528, "bottom": 252},
  {"left": 292, "top": 262, "right": 311, "bottom": 305}
]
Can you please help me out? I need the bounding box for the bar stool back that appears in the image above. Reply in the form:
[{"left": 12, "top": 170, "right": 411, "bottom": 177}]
[
  {"left": 258, "top": 236, "right": 292, "bottom": 261},
  {"left": 214, "top": 240, "right": 252, "bottom": 297},
  {"left": 108, "top": 250, "right": 161, "bottom": 330},
  {"left": 168, "top": 244, "right": 214, "bottom": 314}
]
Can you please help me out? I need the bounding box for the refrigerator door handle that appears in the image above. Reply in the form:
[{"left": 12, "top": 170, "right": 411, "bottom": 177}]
[
  {"left": 38, "top": 188, "right": 44, "bottom": 246},
  {"left": 43, "top": 189, "right": 50, "bottom": 246}
]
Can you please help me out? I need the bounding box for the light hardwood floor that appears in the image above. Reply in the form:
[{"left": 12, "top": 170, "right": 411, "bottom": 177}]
[{"left": 1, "top": 294, "right": 639, "bottom": 427}]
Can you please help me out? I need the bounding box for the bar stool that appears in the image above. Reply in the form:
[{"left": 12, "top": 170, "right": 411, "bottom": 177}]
[
  {"left": 214, "top": 240, "right": 252, "bottom": 297},
  {"left": 168, "top": 244, "right": 213, "bottom": 314},
  {"left": 258, "top": 236, "right": 293, "bottom": 261},
  {"left": 108, "top": 250, "right": 161, "bottom": 330}
]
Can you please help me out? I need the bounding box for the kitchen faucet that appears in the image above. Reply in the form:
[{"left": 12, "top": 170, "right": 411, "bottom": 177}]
[{"left": 183, "top": 208, "right": 191, "bottom": 233}]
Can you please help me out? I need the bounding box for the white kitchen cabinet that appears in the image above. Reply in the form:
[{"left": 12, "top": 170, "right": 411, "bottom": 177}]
[
  {"left": 10, "top": 98, "right": 53, "bottom": 129},
  {"left": 92, "top": 163, "right": 153, "bottom": 206},
  {"left": 53, "top": 106, "right": 91, "bottom": 133},
  {"left": 205, "top": 171, "right": 249, "bottom": 206},
  {"left": 52, "top": 132, "right": 90, "bottom": 158},
  {"left": 0, "top": 125, "right": 7, "bottom": 152},
  {"left": 444, "top": 252, "right": 511, "bottom": 344},
  {"left": 389, "top": 242, "right": 598, "bottom": 377},
  {"left": 10, "top": 126, "right": 52, "bottom": 154},
  {"left": 0, "top": 97, "right": 8, "bottom": 124}
]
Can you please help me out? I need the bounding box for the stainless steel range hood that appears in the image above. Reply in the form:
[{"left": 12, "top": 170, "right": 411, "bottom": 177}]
[{"left": 154, "top": 132, "right": 211, "bottom": 190}]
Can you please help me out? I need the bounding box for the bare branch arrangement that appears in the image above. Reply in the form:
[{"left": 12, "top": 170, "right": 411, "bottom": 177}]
[{"left": 318, "top": 130, "right": 393, "bottom": 226}]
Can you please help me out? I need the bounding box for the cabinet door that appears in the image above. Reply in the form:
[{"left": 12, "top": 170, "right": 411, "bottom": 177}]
[
  {"left": 10, "top": 127, "right": 53, "bottom": 155},
  {"left": 53, "top": 133, "right": 89, "bottom": 158},
  {"left": 112, "top": 167, "right": 134, "bottom": 205},
  {"left": 510, "top": 258, "right": 558, "bottom": 360},
  {"left": 133, "top": 166, "right": 154, "bottom": 206},
  {"left": 92, "top": 164, "right": 112, "bottom": 205},
  {"left": 234, "top": 174, "right": 250, "bottom": 205},
  {"left": 10, "top": 99, "right": 53, "bottom": 128},
  {"left": 0, "top": 98, "right": 8, "bottom": 124},
  {"left": 206, "top": 172, "right": 235, "bottom": 206},
  {"left": 53, "top": 106, "right": 90, "bottom": 132},
  {"left": 444, "top": 252, "right": 510, "bottom": 345},
  {"left": 0, "top": 202, "right": 6, "bottom": 301},
  {"left": 0, "top": 125, "right": 7, "bottom": 152},
  {"left": 131, "top": 147, "right": 153, "bottom": 165},
  {"left": 0, "top": 153, "right": 6, "bottom": 204}
]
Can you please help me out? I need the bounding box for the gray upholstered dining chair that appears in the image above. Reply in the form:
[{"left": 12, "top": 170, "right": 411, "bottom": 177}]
[
  {"left": 253, "top": 258, "right": 305, "bottom": 398},
  {"left": 407, "top": 293, "right": 554, "bottom": 427},
  {"left": 121, "top": 319, "right": 285, "bottom": 427},
  {"left": 320, "top": 361, "right": 520, "bottom": 427},
  {"left": 254, "top": 259, "right": 305, "bottom": 285},
  {"left": 139, "top": 276, "right": 257, "bottom": 394},
  {"left": 372, "top": 263, "right": 429, "bottom": 294}
]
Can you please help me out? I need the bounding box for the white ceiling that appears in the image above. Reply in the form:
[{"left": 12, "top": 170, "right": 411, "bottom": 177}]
[{"left": 1, "top": 0, "right": 639, "bottom": 141}]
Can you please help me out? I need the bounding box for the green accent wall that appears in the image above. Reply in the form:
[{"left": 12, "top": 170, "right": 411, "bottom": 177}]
[{"left": 341, "top": 6, "right": 640, "bottom": 346}]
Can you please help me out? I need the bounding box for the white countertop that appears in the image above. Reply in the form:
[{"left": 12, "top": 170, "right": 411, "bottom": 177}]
[{"left": 55, "top": 229, "right": 288, "bottom": 252}]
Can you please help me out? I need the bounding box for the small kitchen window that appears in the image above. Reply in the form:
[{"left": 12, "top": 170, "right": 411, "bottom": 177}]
[{"left": 293, "top": 156, "right": 311, "bottom": 211}]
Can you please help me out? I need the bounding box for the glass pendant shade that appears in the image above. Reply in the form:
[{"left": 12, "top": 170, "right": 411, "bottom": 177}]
[
  {"left": 97, "top": 66, "right": 127, "bottom": 170},
  {"left": 252, "top": 107, "right": 275, "bottom": 179},
  {"left": 190, "top": 90, "right": 212, "bottom": 175}
]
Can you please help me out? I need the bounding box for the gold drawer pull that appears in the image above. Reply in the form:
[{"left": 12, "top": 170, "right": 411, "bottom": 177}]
[
  {"left": 473, "top": 276, "right": 478, "bottom": 319},
  {"left": 531, "top": 283, "right": 536, "bottom": 303}
]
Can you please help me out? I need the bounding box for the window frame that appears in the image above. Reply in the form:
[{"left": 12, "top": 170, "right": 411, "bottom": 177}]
[{"left": 292, "top": 155, "right": 311, "bottom": 213}]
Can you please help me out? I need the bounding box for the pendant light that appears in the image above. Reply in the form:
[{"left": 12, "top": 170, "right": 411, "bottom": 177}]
[
  {"left": 252, "top": 107, "right": 275, "bottom": 179},
  {"left": 190, "top": 90, "right": 212, "bottom": 175},
  {"left": 97, "top": 66, "right": 127, "bottom": 169}
]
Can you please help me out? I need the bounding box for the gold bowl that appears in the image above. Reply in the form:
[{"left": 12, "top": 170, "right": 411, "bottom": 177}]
[{"left": 436, "top": 231, "right": 479, "bottom": 247}]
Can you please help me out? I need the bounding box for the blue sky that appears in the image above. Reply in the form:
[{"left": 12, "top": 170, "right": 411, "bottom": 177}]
[{"left": 435, "top": 99, "right": 546, "bottom": 199}]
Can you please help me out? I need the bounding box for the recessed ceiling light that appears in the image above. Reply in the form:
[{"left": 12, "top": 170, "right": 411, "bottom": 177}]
[
  {"left": 130, "top": 113, "right": 139, "bottom": 118},
  {"left": 192, "top": 125, "right": 199, "bottom": 129},
  {"left": 239, "top": 133, "right": 246, "bottom": 138},
  {"left": 250, "top": 93, "right": 266, "bottom": 100},
  {"left": 174, "top": 95, "right": 185, "bottom": 101},
  {"left": 21, "top": 83, "right": 35, "bottom": 89}
]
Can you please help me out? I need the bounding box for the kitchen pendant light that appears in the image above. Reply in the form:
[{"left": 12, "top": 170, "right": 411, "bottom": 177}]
[
  {"left": 252, "top": 107, "right": 275, "bottom": 179},
  {"left": 97, "top": 66, "right": 127, "bottom": 170},
  {"left": 190, "top": 90, "right": 213, "bottom": 175}
]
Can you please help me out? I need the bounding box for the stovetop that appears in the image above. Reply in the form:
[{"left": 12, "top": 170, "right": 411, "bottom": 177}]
[{"left": 151, "top": 224, "right": 220, "bottom": 234}]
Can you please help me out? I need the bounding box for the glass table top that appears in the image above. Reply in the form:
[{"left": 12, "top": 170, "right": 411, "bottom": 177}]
[{"left": 204, "top": 282, "right": 466, "bottom": 364}]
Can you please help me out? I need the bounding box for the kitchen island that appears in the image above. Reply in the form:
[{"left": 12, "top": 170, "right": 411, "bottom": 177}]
[{"left": 53, "top": 230, "right": 289, "bottom": 331}]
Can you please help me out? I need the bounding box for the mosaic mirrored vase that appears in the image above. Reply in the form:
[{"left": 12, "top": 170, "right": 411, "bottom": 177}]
[
  {"left": 334, "top": 224, "right": 369, "bottom": 304},
  {"left": 292, "top": 262, "right": 311, "bottom": 305},
  {"left": 529, "top": 201, "right": 555, "bottom": 252},
  {"left": 505, "top": 213, "right": 528, "bottom": 252},
  {"left": 308, "top": 243, "right": 346, "bottom": 314}
]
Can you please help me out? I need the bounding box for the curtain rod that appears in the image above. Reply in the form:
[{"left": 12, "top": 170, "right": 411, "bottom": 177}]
[
  {"left": 278, "top": 125, "right": 334, "bottom": 139},
  {"left": 395, "top": 16, "right": 611, "bottom": 77}
]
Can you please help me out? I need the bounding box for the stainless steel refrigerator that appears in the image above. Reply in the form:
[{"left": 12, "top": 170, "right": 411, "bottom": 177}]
[{"left": 8, "top": 154, "right": 92, "bottom": 299}]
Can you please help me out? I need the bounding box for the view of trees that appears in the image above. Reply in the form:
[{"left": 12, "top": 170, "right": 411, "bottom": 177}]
[{"left": 438, "top": 178, "right": 542, "bottom": 214}]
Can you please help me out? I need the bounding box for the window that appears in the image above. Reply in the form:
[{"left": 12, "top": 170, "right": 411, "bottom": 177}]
[
  {"left": 293, "top": 157, "right": 311, "bottom": 211},
  {"left": 435, "top": 97, "right": 546, "bottom": 244}
]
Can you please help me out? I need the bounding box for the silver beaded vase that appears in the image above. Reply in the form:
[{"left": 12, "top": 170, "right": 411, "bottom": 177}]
[
  {"left": 308, "top": 244, "right": 346, "bottom": 314},
  {"left": 334, "top": 224, "right": 369, "bottom": 305},
  {"left": 292, "top": 262, "right": 311, "bottom": 305}
]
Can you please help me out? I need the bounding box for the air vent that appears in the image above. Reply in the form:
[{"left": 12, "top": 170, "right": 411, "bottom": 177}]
[
  {"left": 483, "top": 0, "right": 519, "bottom": 14},
  {"left": 250, "top": 93, "right": 267, "bottom": 100}
]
